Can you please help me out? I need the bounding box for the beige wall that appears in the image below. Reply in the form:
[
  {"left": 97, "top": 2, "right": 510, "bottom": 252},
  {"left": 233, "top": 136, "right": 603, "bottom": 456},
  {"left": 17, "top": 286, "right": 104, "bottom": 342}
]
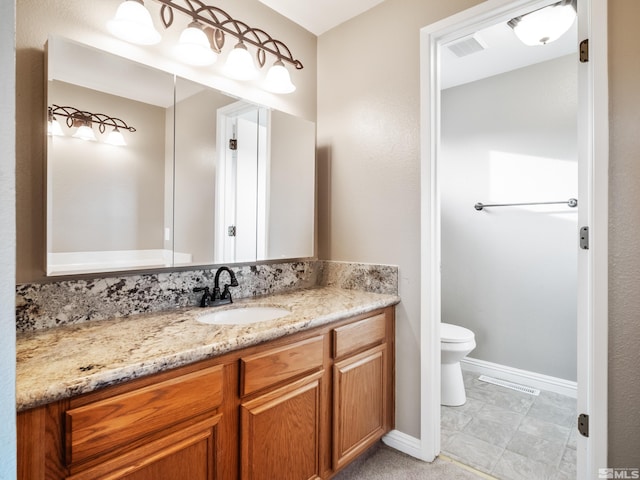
[
  {"left": 16, "top": 0, "right": 317, "bottom": 283},
  {"left": 318, "top": 0, "right": 640, "bottom": 461},
  {"left": 1, "top": 0, "right": 16, "bottom": 476},
  {"left": 317, "top": 0, "right": 482, "bottom": 437},
  {"left": 607, "top": 0, "right": 640, "bottom": 465}
]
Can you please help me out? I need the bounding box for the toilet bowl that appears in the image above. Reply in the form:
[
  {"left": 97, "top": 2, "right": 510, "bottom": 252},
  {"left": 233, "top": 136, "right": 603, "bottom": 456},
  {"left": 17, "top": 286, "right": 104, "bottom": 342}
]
[{"left": 441, "top": 323, "right": 476, "bottom": 406}]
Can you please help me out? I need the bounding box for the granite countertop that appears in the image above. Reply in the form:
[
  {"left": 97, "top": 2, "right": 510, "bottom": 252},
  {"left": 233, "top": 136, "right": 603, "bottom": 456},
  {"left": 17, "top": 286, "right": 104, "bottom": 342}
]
[{"left": 16, "top": 286, "right": 400, "bottom": 412}]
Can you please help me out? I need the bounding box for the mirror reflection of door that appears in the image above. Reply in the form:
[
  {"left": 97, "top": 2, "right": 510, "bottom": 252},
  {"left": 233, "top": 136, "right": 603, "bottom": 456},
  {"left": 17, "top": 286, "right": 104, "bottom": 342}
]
[{"left": 216, "top": 102, "right": 269, "bottom": 263}]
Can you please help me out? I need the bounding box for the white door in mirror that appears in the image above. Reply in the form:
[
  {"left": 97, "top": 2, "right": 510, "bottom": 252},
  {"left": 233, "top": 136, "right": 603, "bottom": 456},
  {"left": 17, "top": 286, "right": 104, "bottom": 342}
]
[{"left": 196, "top": 306, "right": 290, "bottom": 325}]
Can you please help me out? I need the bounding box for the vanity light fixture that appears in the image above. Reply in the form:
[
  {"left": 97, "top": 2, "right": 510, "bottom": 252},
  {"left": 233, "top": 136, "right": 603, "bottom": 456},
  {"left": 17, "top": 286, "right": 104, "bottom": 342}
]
[
  {"left": 508, "top": 0, "right": 577, "bottom": 46},
  {"left": 263, "top": 60, "right": 296, "bottom": 94},
  {"left": 224, "top": 41, "right": 258, "bottom": 80},
  {"left": 105, "top": 128, "right": 128, "bottom": 146},
  {"left": 107, "top": 0, "right": 162, "bottom": 45},
  {"left": 107, "top": 0, "right": 303, "bottom": 94},
  {"left": 48, "top": 105, "right": 136, "bottom": 145},
  {"left": 175, "top": 21, "right": 218, "bottom": 66}
]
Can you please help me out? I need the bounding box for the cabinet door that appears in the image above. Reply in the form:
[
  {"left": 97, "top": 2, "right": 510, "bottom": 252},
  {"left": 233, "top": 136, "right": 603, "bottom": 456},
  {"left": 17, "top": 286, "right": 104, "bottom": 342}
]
[
  {"left": 66, "top": 416, "right": 221, "bottom": 480},
  {"left": 333, "top": 344, "right": 387, "bottom": 470},
  {"left": 240, "top": 372, "right": 323, "bottom": 480}
]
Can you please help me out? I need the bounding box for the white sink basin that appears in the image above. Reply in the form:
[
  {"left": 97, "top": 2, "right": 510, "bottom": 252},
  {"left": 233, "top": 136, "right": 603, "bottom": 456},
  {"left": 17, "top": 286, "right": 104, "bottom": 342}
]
[{"left": 196, "top": 306, "right": 291, "bottom": 325}]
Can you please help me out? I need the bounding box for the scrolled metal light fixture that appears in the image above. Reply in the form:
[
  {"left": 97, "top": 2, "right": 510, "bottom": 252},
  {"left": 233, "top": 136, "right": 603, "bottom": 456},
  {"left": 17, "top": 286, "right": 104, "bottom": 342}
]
[
  {"left": 48, "top": 104, "right": 136, "bottom": 146},
  {"left": 107, "top": 0, "right": 302, "bottom": 93}
]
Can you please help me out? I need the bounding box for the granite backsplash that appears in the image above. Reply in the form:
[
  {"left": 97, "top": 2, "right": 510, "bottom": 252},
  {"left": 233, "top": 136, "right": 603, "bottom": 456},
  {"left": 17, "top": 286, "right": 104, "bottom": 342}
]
[{"left": 16, "top": 260, "right": 398, "bottom": 332}]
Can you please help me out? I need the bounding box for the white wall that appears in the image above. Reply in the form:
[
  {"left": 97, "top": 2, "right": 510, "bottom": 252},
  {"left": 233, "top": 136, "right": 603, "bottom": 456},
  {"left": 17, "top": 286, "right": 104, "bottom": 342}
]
[
  {"left": 441, "top": 56, "right": 578, "bottom": 381},
  {"left": 0, "top": 0, "right": 16, "bottom": 478}
]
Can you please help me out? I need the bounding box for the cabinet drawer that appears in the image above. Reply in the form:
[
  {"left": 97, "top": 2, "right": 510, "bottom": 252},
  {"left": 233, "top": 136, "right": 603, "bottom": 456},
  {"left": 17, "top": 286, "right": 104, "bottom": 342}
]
[
  {"left": 240, "top": 336, "right": 324, "bottom": 396},
  {"left": 333, "top": 312, "right": 386, "bottom": 359},
  {"left": 66, "top": 364, "right": 224, "bottom": 466}
]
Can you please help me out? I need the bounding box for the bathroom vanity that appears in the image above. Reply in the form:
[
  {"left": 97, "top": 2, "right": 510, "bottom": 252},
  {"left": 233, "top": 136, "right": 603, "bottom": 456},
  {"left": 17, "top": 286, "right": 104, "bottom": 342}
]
[{"left": 17, "top": 287, "right": 398, "bottom": 480}]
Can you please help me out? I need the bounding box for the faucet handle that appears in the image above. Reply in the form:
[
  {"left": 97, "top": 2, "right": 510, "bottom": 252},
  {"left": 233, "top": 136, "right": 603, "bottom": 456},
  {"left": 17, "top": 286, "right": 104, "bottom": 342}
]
[
  {"left": 193, "top": 286, "right": 212, "bottom": 308},
  {"left": 220, "top": 284, "right": 233, "bottom": 301}
]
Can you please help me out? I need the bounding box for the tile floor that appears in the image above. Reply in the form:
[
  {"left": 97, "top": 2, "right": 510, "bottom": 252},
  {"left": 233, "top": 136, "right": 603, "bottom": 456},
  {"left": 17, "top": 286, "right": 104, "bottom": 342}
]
[{"left": 441, "top": 370, "right": 577, "bottom": 480}]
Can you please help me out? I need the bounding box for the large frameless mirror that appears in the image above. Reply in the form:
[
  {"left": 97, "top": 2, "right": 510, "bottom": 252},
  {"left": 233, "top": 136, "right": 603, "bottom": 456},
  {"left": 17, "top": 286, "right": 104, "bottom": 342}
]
[{"left": 46, "top": 36, "right": 315, "bottom": 276}]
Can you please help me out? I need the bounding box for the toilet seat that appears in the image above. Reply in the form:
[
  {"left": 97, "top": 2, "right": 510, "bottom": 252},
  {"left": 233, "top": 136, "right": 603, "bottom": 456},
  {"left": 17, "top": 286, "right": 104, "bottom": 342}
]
[{"left": 441, "top": 323, "right": 475, "bottom": 343}]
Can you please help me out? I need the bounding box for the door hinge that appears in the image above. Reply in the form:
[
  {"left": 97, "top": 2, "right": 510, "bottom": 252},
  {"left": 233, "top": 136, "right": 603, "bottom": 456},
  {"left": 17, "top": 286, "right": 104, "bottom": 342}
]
[
  {"left": 578, "top": 413, "right": 589, "bottom": 437},
  {"left": 579, "top": 39, "right": 589, "bottom": 63},
  {"left": 229, "top": 138, "right": 237, "bottom": 150},
  {"left": 227, "top": 225, "right": 236, "bottom": 237},
  {"left": 580, "top": 226, "right": 589, "bottom": 250}
]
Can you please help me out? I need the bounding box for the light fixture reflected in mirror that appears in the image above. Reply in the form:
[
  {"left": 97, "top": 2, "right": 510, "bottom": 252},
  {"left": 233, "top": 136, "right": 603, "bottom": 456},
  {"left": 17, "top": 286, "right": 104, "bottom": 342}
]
[
  {"left": 508, "top": 0, "right": 577, "bottom": 46},
  {"left": 174, "top": 22, "right": 218, "bottom": 66},
  {"left": 263, "top": 60, "right": 296, "bottom": 94},
  {"left": 105, "top": 128, "right": 128, "bottom": 146},
  {"left": 47, "top": 114, "right": 64, "bottom": 136},
  {"left": 72, "top": 117, "right": 98, "bottom": 142},
  {"left": 108, "top": 0, "right": 161, "bottom": 45},
  {"left": 48, "top": 105, "right": 136, "bottom": 145}
]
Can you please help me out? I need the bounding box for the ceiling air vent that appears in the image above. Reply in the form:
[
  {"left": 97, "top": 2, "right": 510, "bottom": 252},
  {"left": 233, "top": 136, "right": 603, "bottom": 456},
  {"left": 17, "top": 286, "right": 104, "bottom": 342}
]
[{"left": 446, "top": 35, "right": 487, "bottom": 58}]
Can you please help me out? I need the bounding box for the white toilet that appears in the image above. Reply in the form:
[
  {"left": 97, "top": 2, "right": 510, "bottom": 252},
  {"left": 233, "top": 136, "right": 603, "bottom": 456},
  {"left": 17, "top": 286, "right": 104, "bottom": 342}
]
[{"left": 441, "top": 323, "right": 476, "bottom": 406}]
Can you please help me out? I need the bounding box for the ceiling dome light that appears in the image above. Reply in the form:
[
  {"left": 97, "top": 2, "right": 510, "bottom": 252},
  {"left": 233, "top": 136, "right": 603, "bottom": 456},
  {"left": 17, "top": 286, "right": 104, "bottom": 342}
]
[
  {"left": 263, "top": 60, "right": 296, "bottom": 94},
  {"left": 508, "top": 1, "right": 576, "bottom": 46},
  {"left": 105, "top": 128, "right": 127, "bottom": 146},
  {"left": 174, "top": 22, "right": 218, "bottom": 66},
  {"left": 73, "top": 124, "right": 97, "bottom": 141},
  {"left": 224, "top": 42, "right": 257, "bottom": 81},
  {"left": 107, "top": 0, "right": 161, "bottom": 46}
]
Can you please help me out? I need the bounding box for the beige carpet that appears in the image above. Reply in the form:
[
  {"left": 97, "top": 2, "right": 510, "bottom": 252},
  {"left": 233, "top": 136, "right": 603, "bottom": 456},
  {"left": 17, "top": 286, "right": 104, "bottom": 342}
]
[{"left": 333, "top": 443, "right": 490, "bottom": 479}]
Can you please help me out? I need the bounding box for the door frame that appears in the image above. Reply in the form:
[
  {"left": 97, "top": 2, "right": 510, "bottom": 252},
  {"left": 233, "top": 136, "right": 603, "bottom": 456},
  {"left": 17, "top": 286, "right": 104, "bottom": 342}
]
[{"left": 418, "top": 0, "right": 608, "bottom": 477}]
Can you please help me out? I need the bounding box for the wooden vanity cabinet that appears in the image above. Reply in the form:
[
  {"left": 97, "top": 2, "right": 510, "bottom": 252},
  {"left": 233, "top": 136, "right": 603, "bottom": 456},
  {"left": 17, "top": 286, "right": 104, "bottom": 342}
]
[
  {"left": 332, "top": 313, "right": 393, "bottom": 470},
  {"left": 239, "top": 336, "right": 327, "bottom": 480},
  {"left": 18, "top": 362, "right": 232, "bottom": 480},
  {"left": 17, "top": 307, "right": 395, "bottom": 480}
]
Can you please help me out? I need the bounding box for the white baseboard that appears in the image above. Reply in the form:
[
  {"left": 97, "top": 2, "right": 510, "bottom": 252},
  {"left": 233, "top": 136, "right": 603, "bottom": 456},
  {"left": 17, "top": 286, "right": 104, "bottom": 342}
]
[
  {"left": 461, "top": 357, "right": 577, "bottom": 398},
  {"left": 382, "top": 430, "right": 425, "bottom": 460}
]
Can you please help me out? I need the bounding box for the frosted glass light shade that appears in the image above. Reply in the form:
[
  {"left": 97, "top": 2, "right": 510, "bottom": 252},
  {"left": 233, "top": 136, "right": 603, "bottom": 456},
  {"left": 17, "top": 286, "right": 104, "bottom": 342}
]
[
  {"left": 174, "top": 22, "right": 218, "bottom": 66},
  {"left": 224, "top": 42, "right": 257, "bottom": 81},
  {"left": 511, "top": 3, "right": 576, "bottom": 46},
  {"left": 263, "top": 60, "right": 296, "bottom": 94},
  {"left": 105, "top": 128, "right": 127, "bottom": 146},
  {"left": 107, "top": 0, "right": 161, "bottom": 45},
  {"left": 73, "top": 125, "right": 97, "bottom": 141},
  {"left": 48, "top": 118, "right": 64, "bottom": 136}
]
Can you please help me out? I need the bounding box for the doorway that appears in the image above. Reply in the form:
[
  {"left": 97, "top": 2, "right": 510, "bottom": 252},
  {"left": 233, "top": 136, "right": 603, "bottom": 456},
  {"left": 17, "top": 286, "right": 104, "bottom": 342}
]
[
  {"left": 439, "top": 13, "right": 579, "bottom": 476},
  {"left": 418, "top": 0, "right": 608, "bottom": 478},
  {"left": 215, "top": 101, "right": 270, "bottom": 263}
]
